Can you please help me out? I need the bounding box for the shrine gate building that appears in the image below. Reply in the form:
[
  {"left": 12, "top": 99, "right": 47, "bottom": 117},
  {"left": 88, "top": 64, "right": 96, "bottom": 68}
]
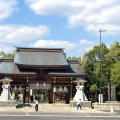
[{"left": 0, "top": 47, "right": 86, "bottom": 104}]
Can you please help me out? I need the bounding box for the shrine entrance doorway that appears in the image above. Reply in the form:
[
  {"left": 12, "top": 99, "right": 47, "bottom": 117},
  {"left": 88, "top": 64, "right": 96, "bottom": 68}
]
[
  {"left": 29, "top": 82, "right": 51, "bottom": 103},
  {"left": 31, "top": 89, "right": 50, "bottom": 103}
]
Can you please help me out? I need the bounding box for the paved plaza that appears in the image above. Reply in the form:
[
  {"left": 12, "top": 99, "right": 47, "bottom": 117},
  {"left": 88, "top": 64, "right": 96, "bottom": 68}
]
[{"left": 0, "top": 103, "right": 120, "bottom": 117}]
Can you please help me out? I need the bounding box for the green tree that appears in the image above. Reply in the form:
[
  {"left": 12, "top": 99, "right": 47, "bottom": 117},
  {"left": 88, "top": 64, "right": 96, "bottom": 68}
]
[
  {"left": 82, "top": 41, "right": 120, "bottom": 101},
  {"left": 89, "top": 84, "right": 98, "bottom": 102},
  {"left": 90, "top": 84, "right": 98, "bottom": 92},
  {"left": 105, "top": 41, "right": 120, "bottom": 86},
  {"left": 0, "top": 51, "right": 14, "bottom": 58},
  {"left": 82, "top": 43, "right": 109, "bottom": 93},
  {"left": 68, "top": 56, "right": 81, "bottom": 60},
  {"left": 110, "top": 61, "right": 120, "bottom": 86},
  {"left": 67, "top": 56, "right": 81, "bottom": 64}
]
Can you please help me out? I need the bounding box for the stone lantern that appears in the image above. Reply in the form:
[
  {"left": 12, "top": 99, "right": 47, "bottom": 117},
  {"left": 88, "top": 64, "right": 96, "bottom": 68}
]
[
  {"left": 73, "top": 78, "right": 88, "bottom": 102},
  {"left": 70, "top": 78, "right": 92, "bottom": 108},
  {"left": 0, "top": 77, "right": 13, "bottom": 101}
]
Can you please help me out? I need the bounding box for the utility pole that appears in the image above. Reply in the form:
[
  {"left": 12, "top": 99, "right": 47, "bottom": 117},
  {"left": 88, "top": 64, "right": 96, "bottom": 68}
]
[{"left": 99, "top": 28, "right": 107, "bottom": 103}]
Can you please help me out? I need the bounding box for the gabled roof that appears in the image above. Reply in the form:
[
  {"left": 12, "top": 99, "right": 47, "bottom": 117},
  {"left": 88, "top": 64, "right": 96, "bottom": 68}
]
[
  {"left": 68, "top": 60, "right": 84, "bottom": 74},
  {"left": 0, "top": 48, "right": 86, "bottom": 78},
  {"left": 0, "top": 58, "right": 36, "bottom": 75},
  {"left": 48, "top": 60, "right": 87, "bottom": 77},
  {"left": 14, "top": 47, "right": 69, "bottom": 67}
]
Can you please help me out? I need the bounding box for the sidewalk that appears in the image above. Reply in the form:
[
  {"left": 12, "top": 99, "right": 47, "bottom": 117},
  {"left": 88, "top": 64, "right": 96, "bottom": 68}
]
[{"left": 0, "top": 103, "right": 119, "bottom": 117}]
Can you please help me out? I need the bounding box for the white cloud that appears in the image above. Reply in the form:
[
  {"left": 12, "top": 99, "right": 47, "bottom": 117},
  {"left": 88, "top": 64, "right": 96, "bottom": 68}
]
[
  {"left": 0, "top": 25, "right": 50, "bottom": 43},
  {"left": 86, "top": 24, "right": 120, "bottom": 35},
  {"left": 0, "top": 44, "right": 14, "bottom": 54},
  {"left": 30, "top": 40, "right": 76, "bottom": 50},
  {"left": 79, "top": 39, "right": 94, "bottom": 45},
  {"left": 0, "top": 0, "right": 17, "bottom": 20},
  {"left": 79, "top": 39, "right": 96, "bottom": 52},
  {"left": 25, "top": 0, "right": 120, "bottom": 35},
  {"left": 25, "top": 0, "right": 86, "bottom": 15},
  {"left": 0, "top": 38, "right": 97, "bottom": 57},
  {"left": 30, "top": 39, "right": 95, "bottom": 57}
]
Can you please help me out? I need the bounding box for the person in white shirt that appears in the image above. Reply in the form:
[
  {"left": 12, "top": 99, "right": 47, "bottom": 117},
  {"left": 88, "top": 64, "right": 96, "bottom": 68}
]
[
  {"left": 35, "top": 99, "right": 38, "bottom": 111},
  {"left": 77, "top": 99, "right": 82, "bottom": 110}
]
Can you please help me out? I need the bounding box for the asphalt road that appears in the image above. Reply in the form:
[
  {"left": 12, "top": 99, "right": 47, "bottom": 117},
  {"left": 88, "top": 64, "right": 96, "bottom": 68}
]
[
  {"left": 99, "top": 110, "right": 120, "bottom": 116},
  {"left": 0, "top": 116, "right": 120, "bottom": 120},
  {"left": 0, "top": 110, "right": 119, "bottom": 117},
  {"left": 0, "top": 104, "right": 120, "bottom": 119},
  {"left": 0, "top": 108, "right": 120, "bottom": 117}
]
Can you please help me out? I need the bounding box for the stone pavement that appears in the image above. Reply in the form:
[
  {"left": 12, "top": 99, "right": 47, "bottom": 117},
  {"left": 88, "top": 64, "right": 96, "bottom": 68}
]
[{"left": 0, "top": 103, "right": 119, "bottom": 117}]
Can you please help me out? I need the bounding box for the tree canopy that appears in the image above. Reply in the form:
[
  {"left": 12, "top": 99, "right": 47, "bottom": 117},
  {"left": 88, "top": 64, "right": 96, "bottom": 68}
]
[
  {"left": 0, "top": 51, "right": 14, "bottom": 58},
  {"left": 81, "top": 41, "right": 120, "bottom": 95},
  {"left": 110, "top": 61, "right": 120, "bottom": 86},
  {"left": 109, "top": 42, "right": 120, "bottom": 86}
]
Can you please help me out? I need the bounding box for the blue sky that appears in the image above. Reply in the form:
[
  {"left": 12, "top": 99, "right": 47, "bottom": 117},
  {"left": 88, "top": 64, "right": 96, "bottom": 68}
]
[{"left": 0, "top": 0, "right": 120, "bottom": 58}]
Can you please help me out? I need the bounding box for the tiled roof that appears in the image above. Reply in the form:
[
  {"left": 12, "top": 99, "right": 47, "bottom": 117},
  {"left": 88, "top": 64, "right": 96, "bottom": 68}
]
[
  {"left": 68, "top": 60, "right": 84, "bottom": 74},
  {"left": 0, "top": 59, "right": 36, "bottom": 75},
  {"left": 0, "top": 48, "right": 86, "bottom": 78},
  {"left": 48, "top": 60, "right": 87, "bottom": 77},
  {"left": 14, "top": 47, "right": 69, "bottom": 67}
]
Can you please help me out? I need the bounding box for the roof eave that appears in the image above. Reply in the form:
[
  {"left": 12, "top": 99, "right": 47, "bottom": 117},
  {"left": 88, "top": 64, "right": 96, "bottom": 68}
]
[
  {"left": 48, "top": 73, "right": 87, "bottom": 77},
  {"left": 0, "top": 73, "right": 37, "bottom": 76},
  {"left": 15, "top": 64, "right": 69, "bottom": 68}
]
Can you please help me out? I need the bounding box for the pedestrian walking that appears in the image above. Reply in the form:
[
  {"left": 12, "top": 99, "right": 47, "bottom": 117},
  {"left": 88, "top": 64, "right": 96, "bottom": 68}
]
[
  {"left": 77, "top": 99, "right": 82, "bottom": 110},
  {"left": 35, "top": 99, "right": 38, "bottom": 111}
]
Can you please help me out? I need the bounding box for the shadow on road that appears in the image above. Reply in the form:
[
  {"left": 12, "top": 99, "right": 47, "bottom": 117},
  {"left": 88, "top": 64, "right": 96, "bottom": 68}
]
[{"left": 16, "top": 104, "right": 32, "bottom": 108}]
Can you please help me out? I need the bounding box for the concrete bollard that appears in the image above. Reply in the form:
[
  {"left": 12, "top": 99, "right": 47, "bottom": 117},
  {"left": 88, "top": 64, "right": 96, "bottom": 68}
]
[{"left": 109, "top": 106, "right": 116, "bottom": 113}]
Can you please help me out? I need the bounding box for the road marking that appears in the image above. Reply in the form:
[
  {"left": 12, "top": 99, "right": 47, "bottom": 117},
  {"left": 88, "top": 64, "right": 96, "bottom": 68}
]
[
  {"left": 0, "top": 114, "right": 120, "bottom": 118},
  {"left": 22, "top": 108, "right": 29, "bottom": 116}
]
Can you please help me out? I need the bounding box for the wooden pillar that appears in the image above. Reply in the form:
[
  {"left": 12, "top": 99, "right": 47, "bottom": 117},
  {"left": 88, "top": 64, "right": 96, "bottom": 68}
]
[
  {"left": 70, "top": 78, "right": 73, "bottom": 101},
  {"left": 66, "top": 86, "right": 71, "bottom": 104},
  {"left": 49, "top": 85, "right": 54, "bottom": 103},
  {"left": 23, "top": 86, "right": 30, "bottom": 103},
  {"left": 23, "top": 87, "right": 25, "bottom": 103},
  {"left": 49, "top": 76, "right": 56, "bottom": 104},
  {"left": 53, "top": 77, "right": 56, "bottom": 103},
  {"left": 23, "top": 79, "right": 30, "bottom": 103}
]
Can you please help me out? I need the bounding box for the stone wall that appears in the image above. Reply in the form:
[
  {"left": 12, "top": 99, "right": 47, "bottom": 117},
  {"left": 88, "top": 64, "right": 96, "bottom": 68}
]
[
  {"left": 70, "top": 101, "right": 92, "bottom": 108},
  {"left": 0, "top": 101, "right": 16, "bottom": 107}
]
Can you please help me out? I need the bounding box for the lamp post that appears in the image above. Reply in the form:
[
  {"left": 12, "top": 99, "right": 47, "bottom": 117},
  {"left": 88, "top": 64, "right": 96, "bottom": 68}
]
[{"left": 99, "top": 28, "right": 107, "bottom": 103}]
